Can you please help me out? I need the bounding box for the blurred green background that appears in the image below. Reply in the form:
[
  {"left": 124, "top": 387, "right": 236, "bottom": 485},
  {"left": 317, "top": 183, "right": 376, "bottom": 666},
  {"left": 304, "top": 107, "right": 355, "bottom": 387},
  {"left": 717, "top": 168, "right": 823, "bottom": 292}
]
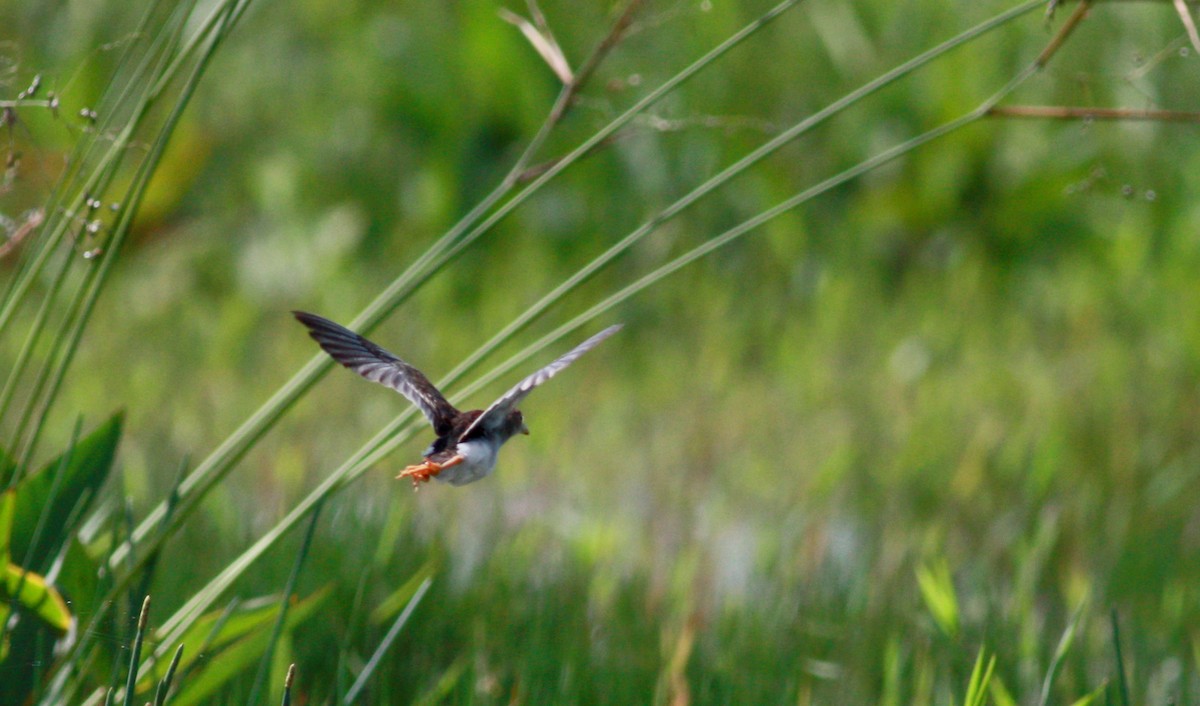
[{"left": 4, "top": 0, "right": 1200, "bottom": 702}]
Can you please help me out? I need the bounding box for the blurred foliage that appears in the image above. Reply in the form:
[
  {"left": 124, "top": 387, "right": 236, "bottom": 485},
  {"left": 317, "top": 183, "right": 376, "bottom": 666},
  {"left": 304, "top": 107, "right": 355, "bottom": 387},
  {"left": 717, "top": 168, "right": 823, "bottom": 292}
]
[
  {"left": 4, "top": 0, "right": 1200, "bottom": 702},
  {"left": 0, "top": 415, "right": 119, "bottom": 703}
]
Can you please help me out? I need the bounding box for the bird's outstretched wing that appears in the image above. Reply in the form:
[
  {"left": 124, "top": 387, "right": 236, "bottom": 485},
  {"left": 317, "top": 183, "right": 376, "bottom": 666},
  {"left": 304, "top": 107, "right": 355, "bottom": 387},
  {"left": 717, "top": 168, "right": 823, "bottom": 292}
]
[
  {"left": 294, "top": 311, "right": 458, "bottom": 436},
  {"left": 460, "top": 324, "right": 622, "bottom": 441}
]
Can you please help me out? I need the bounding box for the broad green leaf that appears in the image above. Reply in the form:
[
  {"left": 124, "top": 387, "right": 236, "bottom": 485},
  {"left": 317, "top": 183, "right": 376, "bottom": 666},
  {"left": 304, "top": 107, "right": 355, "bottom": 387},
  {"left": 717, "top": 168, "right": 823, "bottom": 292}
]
[
  {"left": 166, "top": 593, "right": 306, "bottom": 669},
  {"left": 11, "top": 412, "right": 123, "bottom": 573},
  {"left": 162, "top": 587, "right": 331, "bottom": 706},
  {"left": 132, "top": 600, "right": 277, "bottom": 690},
  {"left": 2, "top": 563, "right": 71, "bottom": 632},
  {"left": 0, "top": 494, "right": 64, "bottom": 634},
  {"left": 138, "top": 587, "right": 333, "bottom": 691},
  {"left": 53, "top": 537, "right": 104, "bottom": 626}
]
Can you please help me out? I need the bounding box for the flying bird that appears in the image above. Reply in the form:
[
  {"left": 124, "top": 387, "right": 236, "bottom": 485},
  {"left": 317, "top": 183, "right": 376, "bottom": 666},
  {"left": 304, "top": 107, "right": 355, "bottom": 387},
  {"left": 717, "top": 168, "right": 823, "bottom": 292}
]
[{"left": 294, "top": 311, "right": 621, "bottom": 488}]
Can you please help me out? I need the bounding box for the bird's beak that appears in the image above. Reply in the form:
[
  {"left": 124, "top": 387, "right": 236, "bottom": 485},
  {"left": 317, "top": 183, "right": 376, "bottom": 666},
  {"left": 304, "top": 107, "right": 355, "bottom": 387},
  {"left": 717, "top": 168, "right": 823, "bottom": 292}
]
[{"left": 519, "top": 422, "right": 530, "bottom": 435}]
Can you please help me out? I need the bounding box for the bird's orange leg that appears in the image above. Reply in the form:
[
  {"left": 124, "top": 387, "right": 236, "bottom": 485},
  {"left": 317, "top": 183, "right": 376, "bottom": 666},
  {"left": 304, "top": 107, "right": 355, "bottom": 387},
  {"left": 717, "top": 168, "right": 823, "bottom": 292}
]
[{"left": 397, "top": 454, "right": 464, "bottom": 490}]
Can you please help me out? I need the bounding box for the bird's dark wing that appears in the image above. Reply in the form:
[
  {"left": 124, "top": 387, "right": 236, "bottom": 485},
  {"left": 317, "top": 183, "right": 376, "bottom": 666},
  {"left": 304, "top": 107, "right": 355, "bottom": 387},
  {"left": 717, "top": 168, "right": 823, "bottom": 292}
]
[
  {"left": 459, "top": 324, "right": 622, "bottom": 441},
  {"left": 294, "top": 311, "right": 458, "bottom": 435}
]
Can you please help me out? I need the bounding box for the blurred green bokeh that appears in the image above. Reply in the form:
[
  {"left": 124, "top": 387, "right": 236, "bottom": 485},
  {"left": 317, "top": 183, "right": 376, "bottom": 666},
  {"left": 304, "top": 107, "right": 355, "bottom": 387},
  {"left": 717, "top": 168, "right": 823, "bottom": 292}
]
[{"left": 4, "top": 0, "right": 1200, "bottom": 702}]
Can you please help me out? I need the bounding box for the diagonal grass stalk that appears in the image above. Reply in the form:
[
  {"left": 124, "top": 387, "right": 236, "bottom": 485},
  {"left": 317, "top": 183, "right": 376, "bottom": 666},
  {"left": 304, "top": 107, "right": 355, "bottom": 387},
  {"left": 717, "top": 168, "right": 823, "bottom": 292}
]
[
  {"left": 1, "top": 0, "right": 191, "bottom": 369},
  {"left": 0, "top": 0, "right": 236, "bottom": 465},
  {"left": 414, "top": 0, "right": 1047, "bottom": 398},
  {"left": 1, "top": 0, "right": 256, "bottom": 335},
  {"left": 2, "top": 0, "right": 258, "bottom": 474},
  {"left": 14, "top": 0, "right": 248, "bottom": 472},
  {"left": 0, "top": 246, "right": 74, "bottom": 467},
  {"left": 27, "top": 0, "right": 263, "bottom": 700}
]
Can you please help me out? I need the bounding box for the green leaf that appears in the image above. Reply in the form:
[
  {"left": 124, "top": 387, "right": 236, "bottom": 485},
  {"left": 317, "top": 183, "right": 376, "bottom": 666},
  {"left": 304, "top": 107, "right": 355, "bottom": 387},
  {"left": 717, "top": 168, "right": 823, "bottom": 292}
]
[
  {"left": 134, "top": 600, "right": 270, "bottom": 690},
  {"left": 54, "top": 537, "right": 105, "bottom": 625},
  {"left": 1039, "top": 597, "right": 1088, "bottom": 706},
  {"left": 163, "top": 587, "right": 331, "bottom": 706},
  {"left": 962, "top": 646, "right": 995, "bottom": 706},
  {"left": 988, "top": 674, "right": 1019, "bottom": 706},
  {"left": 411, "top": 656, "right": 468, "bottom": 706},
  {"left": 1068, "top": 682, "right": 1108, "bottom": 706},
  {"left": 369, "top": 559, "right": 437, "bottom": 624},
  {"left": 0, "top": 490, "right": 70, "bottom": 631},
  {"left": 11, "top": 412, "right": 123, "bottom": 573},
  {"left": 2, "top": 563, "right": 72, "bottom": 632},
  {"left": 170, "top": 594, "right": 304, "bottom": 664}
]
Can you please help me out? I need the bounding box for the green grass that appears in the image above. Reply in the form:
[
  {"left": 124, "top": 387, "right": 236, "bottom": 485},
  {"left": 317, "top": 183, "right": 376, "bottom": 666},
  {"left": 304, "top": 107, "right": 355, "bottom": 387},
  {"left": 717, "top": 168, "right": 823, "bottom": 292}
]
[{"left": 3, "top": 0, "right": 1200, "bottom": 702}]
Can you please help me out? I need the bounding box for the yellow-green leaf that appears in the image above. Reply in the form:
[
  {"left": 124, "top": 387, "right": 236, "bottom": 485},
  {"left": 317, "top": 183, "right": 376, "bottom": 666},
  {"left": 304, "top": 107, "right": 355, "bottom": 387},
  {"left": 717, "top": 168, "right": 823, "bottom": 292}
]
[
  {"left": 916, "top": 557, "right": 960, "bottom": 639},
  {"left": 2, "top": 563, "right": 71, "bottom": 632}
]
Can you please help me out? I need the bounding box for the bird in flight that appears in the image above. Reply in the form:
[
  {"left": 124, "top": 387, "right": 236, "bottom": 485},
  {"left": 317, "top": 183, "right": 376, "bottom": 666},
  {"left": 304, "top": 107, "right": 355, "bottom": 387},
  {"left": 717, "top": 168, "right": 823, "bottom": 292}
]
[{"left": 294, "top": 311, "right": 621, "bottom": 488}]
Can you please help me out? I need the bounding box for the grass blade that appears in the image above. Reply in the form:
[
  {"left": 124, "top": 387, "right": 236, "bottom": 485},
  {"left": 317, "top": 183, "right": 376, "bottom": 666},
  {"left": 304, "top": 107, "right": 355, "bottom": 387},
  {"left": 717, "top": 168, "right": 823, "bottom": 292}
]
[
  {"left": 1109, "top": 608, "right": 1131, "bottom": 706},
  {"left": 152, "top": 644, "right": 184, "bottom": 706},
  {"left": 247, "top": 501, "right": 323, "bottom": 706},
  {"left": 963, "top": 646, "right": 996, "bottom": 706},
  {"left": 281, "top": 664, "right": 295, "bottom": 706},
  {"left": 1039, "top": 598, "right": 1088, "bottom": 706},
  {"left": 917, "top": 558, "right": 960, "bottom": 640},
  {"left": 343, "top": 576, "right": 433, "bottom": 705},
  {"left": 122, "top": 595, "right": 151, "bottom": 706}
]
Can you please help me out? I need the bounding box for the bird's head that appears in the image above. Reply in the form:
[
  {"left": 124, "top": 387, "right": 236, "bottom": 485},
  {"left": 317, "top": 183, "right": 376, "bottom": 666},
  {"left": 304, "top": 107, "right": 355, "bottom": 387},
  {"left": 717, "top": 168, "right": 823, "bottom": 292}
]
[{"left": 502, "top": 409, "right": 530, "bottom": 440}]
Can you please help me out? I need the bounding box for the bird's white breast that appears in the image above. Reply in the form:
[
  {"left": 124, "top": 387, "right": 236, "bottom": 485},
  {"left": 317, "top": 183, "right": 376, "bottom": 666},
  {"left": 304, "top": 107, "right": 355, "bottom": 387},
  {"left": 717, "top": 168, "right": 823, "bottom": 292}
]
[{"left": 437, "top": 438, "right": 500, "bottom": 486}]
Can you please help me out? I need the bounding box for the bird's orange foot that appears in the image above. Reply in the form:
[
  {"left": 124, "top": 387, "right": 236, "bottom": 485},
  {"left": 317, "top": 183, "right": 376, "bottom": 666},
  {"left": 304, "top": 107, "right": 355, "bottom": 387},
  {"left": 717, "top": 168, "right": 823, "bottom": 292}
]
[
  {"left": 396, "top": 455, "right": 464, "bottom": 491},
  {"left": 397, "top": 461, "right": 438, "bottom": 490}
]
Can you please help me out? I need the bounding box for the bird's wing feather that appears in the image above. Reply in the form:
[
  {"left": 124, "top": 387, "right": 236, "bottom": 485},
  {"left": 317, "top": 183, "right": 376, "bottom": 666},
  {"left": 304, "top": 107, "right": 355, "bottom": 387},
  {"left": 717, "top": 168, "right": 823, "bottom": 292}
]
[
  {"left": 294, "top": 311, "right": 458, "bottom": 435},
  {"left": 460, "top": 324, "right": 622, "bottom": 441}
]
